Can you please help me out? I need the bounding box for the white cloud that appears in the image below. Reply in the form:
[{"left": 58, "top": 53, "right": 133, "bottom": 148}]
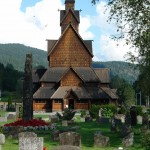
[
  {"left": 92, "top": 1, "right": 133, "bottom": 61},
  {"left": 0, "top": 0, "right": 93, "bottom": 51},
  {"left": 79, "top": 15, "right": 94, "bottom": 39}
]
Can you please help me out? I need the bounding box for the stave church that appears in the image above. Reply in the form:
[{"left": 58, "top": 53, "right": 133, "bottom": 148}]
[{"left": 32, "top": 0, "right": 118, "bottom": 112}]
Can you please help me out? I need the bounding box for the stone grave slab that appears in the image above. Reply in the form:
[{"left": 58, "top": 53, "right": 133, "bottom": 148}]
[
  {"left": 53, "top": 145, "right": 80, "bottom": 150},
  {"left": 59, "top": 132, "right": 81, "bottom": 147},
  {"left": 19, "top": 137, "right": 43, "bottom": 150}
]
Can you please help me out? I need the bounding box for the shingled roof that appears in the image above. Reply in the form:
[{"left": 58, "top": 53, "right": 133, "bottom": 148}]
[
  {"left": 47, "top": 24, "right": 93, "bottom": 57},
  {"left": 51, "top": 86, "right": 91, "bottom": 99},
  {"left": 32, "top": 69, "right": 46, "bottom": 83},
  {"left": 33, "top": 86, "right": 56, "bottom": 99},
  {"left": 94, "top": 68, "right": 110, "bottom": 83},
  {"left": 73, "top": 67, "right": 99, "bottom": 82},
  {"left": 60, "top": 10, "right": 80, "bottom": 24},
  {"left": 101, "top": 87, "right": 119, "bottom": 99},
  {"left": 40, "top": 67, "right": 68, "bottom": 82}
]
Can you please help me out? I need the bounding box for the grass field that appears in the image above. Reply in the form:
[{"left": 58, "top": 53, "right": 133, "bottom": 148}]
[{"left": 1, "top": 120, "right": 145, "bottom": 150}]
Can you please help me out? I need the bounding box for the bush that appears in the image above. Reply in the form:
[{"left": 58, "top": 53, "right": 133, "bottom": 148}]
[
  {"left": 118, "top": 105, "right": 127, "bottom": 114},
  {"left": 90, "top": 104, "right": 117, "bottom": 119},
  {"left": 141, "top": 131, "right": 150, "bottom": 150},
  {"left": 56, "top": 108, "right": 76, "bottom": 120},
  {"left": 136, "top": 106, "right": 143, "bottom": 116},
  {"left": 80, "top": 110, "right": 86, "bottom": 118}
]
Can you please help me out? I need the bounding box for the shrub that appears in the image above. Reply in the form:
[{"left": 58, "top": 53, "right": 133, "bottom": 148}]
[
  {"left": 80, "top": 110, "right": 86, "bottom": 118},
  {"left": 136, "top": 106, "right": 143, "bottom": 116},
  {"left": 56, "top": 108, "right": 76, "bottom": 120},
  {"left": 90, "top": 104, "right": 117, "bottom": 119},
  {"left": 118, "top": 105, "right": 127, "bottom": 114},
  {"left": 141, "top": 131, "right": 150, "bottom": 150}
]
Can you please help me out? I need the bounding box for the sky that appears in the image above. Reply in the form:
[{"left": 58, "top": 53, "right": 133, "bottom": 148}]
[{"left": 0, "top": 0, "right": 132, "bottom": 61}]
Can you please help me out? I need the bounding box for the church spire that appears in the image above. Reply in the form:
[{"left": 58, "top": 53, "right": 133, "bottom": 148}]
[{"left": 65, "top": 0, "right": 75, "bottom": 10}]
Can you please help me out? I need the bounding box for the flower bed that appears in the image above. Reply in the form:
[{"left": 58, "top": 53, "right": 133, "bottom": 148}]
[{"left": 4, "top": 119, "right": 49, "bottom": 127}]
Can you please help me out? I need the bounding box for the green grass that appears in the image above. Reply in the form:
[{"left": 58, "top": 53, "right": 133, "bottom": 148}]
[
  {"left": 0, "top": 112, "right": 146, "bottom": 150},
  {"left": 1, "top": 121, "right": 145, "bottom": 150}
]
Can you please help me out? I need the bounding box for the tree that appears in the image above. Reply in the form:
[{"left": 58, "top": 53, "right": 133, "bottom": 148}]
[
  {"left": 111, "top": 75, "right": 135, "bottom": 107},
  {"left": 92, "top": 0, "right": 150, "bottom": 98}
]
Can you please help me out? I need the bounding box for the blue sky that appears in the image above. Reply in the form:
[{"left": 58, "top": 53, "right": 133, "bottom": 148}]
[{"left": 0, "top": 0, "right": 131, "bottom": 61}]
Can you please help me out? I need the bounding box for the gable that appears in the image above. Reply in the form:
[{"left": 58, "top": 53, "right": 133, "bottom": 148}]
[
  {"left": 61, "top": 10, "right": 79, "bottom": 25},
  {"left": 61, "top": 69, "right": 82, "bottom": 86},
  {"left": 49, "top": 25, "right": 93, "bottom": 67}
]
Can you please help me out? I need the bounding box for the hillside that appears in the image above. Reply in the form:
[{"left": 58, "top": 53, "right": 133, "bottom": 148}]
[
  {"left": 0, "top": 43, "right": 139, "bottom": 83},
  {"left": 0, "top": 43, "right": 47, "bottom": 71}
]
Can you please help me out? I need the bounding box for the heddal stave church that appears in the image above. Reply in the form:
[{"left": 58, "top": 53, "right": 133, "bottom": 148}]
[{"left": 32, "top": 0, "right": 118, "bottom": 112}]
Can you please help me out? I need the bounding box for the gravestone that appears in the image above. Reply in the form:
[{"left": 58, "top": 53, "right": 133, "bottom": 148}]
[
  {"left": 16, "top": 103, "right": 23, "bottom": 118},
  {"left": 125, "top": 112, "right": 131, "bottom": 127},
  {"left": 0, "top": 117, "right": 7, "bottom": 122},
  {"left": 122, "top": 132, "right": 134, "bottom": 147},
  {"left": 49, "top": 115, "right": 59, "bottom": 123},
  {"left": 0, "top": 134, "right": 5, "bottom": 144},
  {"left": 7, "top": 114, "right": 16, "bottom": 120},
  {"left": 94, "top": 131, "right": 109, "bottom": 147},
  {"left": 110, "top": 116, "right": 116, "bottom": 132},
  {"left": 23, "top": 54, "right": 33, "bottom": 121},
  {"left": 19, "top": 137, "right": 43, "bottom": 150},
  {"left": 52, "top": 145, "right": 80, "bottom": 150},
  {"left": 62, "top": 120, "right": 68, "bottom": 127},
  {"left": 59, "top": 132, "right": 81, "bottom": 147},
  {"left": 8, "top": 126, "right": 24, "bottom": 138},
  {"left": 18, "top": 132, "right": 37, "bottom": 138},
  {"left": 130, "top": 106, "right": 137, "bottom": 126},
  {"left": 142, "top": 112, "right": 149, "bottom": 130}
]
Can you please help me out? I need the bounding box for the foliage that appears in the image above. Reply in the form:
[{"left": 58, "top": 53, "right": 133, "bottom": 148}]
[
  {"left": 56, "top": 108, "right": 76, "bottom": 120},
  {"left": 0, "top": 126, "right": 3, "bottom": 133},
  {"left": 106, "top": 0, "right": 150, "bottom": 100},
  {"left": 135, "top": 106, "right": 143, "bottom": 116},
  {"left": 110, "top": 75, "right": 135, "bottom": 106},
  {"left": 118, "top": 105, "right": 127, "bottom": 114},
  {"left": 90, "top": 104, "right": 117, "bottom": 118},
  {"left": 93, "top": 61, "right": 139, "bottom": 84},
  {"left": 80, "top": 110, "right": 86, "bottom": 118},
  {"left": 141, "top": 131, "right": 150, "bottom": 150}
]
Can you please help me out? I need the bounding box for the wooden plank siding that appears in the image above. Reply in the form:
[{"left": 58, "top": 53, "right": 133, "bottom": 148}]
[
  {"left": 61, "top": 69, "right": 82, "bottom": 86},
  {"left": 49, "top": 27, "right": 92, "bottom": 67}
]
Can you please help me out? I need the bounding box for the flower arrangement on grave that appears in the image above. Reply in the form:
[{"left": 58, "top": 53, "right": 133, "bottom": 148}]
[{"left": 4, "top": 119, "right": 49, "bottom": 127}]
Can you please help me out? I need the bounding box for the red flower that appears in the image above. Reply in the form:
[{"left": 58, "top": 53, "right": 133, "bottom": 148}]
[{"left": 4, "top": 119, "right": 49, "bottom": 127}]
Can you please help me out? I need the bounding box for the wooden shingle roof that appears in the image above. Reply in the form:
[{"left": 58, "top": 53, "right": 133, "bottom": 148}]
[
  {"left": 94, "top": 68, "right": 110, "bottom": 83},
  {"left": 73, "top": 67, "right": 99, "bottom": 82},
  {"left": 40, "top": 67, "right": 68, "bottom": 82},
  {"left": 51, "top": 86, "right": 91, "bottom": 99},
  {"left": 33, "top": 86, "right": 55, "bottom": 99},
  {"left": 101, "top": 87, "right": 119, "bottom": 99},
  {"left": 47, "top": 24, "right": 93, "bottom": 57},
  {"left": 60, "top": 10, "right": 80, "bottom": 24},
  {"left": 32, "top": 69, "right": 46, "bottom": 83}
]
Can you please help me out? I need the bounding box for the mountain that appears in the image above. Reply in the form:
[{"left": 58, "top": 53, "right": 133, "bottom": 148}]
[
  {"left": 0, "top": 43, "right": 47, "bottom": 71},
  {"left": 0, "top": 43, "right": 139, "bottom": 83}
]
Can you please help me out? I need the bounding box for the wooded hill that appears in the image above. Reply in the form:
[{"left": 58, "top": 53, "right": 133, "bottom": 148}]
[{"left": 0, "top": 43, "right": 139, "bottom": 83}]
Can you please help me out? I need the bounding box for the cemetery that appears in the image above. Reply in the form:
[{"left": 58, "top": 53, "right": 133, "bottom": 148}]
[
  {"left": 0, "top": 0, "right": 149, "bottom": 150},
  {"left": 0, "top": 105, "right": 150, "bottom": 150}
]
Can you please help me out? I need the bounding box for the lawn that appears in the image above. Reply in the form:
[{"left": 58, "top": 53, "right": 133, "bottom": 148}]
[{"left": 1, "top": 120, "right": 145, "bottom": 150}]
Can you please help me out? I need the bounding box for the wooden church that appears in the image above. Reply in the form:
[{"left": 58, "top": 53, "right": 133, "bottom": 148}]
[{"left": 32, "top": 0, "right": 118, "bottom": 112}]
